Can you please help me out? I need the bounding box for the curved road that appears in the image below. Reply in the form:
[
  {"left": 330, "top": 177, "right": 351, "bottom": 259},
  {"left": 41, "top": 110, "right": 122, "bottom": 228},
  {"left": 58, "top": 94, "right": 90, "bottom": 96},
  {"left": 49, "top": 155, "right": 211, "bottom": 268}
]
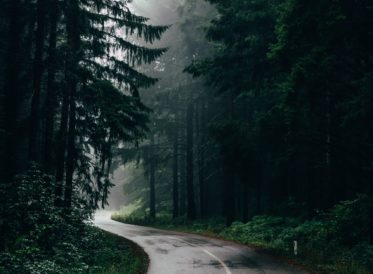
[{"left": 94, "top": 212, "right": 308, "bottom": 274}]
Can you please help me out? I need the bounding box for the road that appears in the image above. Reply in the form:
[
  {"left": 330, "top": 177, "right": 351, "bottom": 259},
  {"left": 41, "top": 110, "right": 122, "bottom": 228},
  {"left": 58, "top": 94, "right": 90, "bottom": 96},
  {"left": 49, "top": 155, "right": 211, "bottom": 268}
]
[{"left": 94, "top": 212, "right": 308, "bottom": 274}]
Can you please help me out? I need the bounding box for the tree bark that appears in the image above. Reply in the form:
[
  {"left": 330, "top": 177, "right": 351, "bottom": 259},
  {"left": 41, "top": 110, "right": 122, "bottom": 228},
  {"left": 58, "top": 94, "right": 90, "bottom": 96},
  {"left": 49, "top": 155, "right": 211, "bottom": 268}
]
[
  {"left": 172, "top": 127, "right": 179, "bottom": 218},
  {"left": 223, "top": 162, "right": 235, "bottom": 226},
  {"left": 179, "top": 150, "right": 186, "bottom": 216},
  {"left": 44, "top": 0, "right": 59, "bottom": 172},
  {"left": 1, "top": 0, "right": 23, "bottom": 182},
  {"left": 64, "top": 92, "right": 76, "bottom": 210},
  {"left": 29, "top": 0, "right": 47, "bottom": 162},
  {"left": 63, "top": 0, "right": 80, "bottom": 211},
  {"left": 149, "top": 134, "right": 156, "bottom": 218},
  {"left": 198, "top": 99, "right": 206, "bottom": 217},
  {"left": 242, "top": 180, "right": 249, "bottom": 222},
  {"left": 54, "top": 78, "right": 69, "bottom": 206},
  {"left": 186, "top": 102, "right": 196, "bottom": 220}
]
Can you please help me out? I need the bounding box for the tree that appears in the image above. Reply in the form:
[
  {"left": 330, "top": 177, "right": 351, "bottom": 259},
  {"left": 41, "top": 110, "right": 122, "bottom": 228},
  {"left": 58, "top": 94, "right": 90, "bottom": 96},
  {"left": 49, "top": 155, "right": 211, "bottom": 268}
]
[{"left": 0, "top": 0, "right": 168, "bottom": 244}]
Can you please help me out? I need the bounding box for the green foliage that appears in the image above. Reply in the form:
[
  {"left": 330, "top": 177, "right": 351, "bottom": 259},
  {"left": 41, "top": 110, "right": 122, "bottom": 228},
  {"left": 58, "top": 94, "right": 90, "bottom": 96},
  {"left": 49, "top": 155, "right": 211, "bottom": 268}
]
[
  {"left": 0, "top": 166, "right": 147, "bottom": 274},
  {"left": 112, "top": 209, "right": 226, "bottom": 235},
  {"left": 0, "top": 226, "right": 148, "bottom": 274},
  {"left": 221, "top": 216, "right": 300, "bottom": 248},
  {"left": 326, "top": 195, "right": 373, "bottom": 247},
  {"left": 220, "top": 196, "right": 373, "bottom": 274}
]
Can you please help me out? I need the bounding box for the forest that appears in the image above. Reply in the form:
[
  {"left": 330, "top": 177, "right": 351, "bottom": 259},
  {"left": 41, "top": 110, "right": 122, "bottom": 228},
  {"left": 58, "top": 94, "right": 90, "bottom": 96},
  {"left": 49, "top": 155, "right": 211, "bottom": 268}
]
[{"left": 0, "top": 0, "right": 372, "bottom": 273}]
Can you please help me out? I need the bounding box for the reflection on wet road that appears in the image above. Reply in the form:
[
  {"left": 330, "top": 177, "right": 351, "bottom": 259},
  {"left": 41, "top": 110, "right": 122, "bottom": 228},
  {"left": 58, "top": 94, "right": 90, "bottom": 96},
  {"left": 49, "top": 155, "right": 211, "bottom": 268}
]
[{"left": 94, "top": 212, "right": 308, "bottom": 274}]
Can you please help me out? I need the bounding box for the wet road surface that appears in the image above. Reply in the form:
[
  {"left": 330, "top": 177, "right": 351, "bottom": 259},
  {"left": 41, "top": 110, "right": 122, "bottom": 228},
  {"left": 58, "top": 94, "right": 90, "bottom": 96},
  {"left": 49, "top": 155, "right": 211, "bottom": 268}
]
[{"left": 94, "top": 212, "right": 308, "bottom": 274}]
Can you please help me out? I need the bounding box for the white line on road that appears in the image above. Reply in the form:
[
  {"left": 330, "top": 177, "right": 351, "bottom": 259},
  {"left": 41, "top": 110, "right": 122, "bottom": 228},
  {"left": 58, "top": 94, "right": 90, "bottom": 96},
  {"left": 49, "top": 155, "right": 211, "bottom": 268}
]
[
  {"left": 201, "top": 248, "right": 232, "bottom": 274},
  {"left": 167, "top": 236, "right": 232, "bottom": 274}
]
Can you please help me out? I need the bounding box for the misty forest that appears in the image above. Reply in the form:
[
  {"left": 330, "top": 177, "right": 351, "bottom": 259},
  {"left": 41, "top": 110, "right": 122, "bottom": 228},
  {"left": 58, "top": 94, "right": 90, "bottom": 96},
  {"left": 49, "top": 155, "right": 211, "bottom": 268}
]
[{"left": 0, "top": 0, "right": 372, "bottom": 273}]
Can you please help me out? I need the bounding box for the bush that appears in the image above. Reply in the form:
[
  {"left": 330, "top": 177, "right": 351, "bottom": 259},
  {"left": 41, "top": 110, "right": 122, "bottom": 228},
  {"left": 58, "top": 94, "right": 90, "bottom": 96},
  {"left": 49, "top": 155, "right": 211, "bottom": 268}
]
[
  {"left": 0, "top": 167, "right": 146, "bottom": 274},
  {"left": 326, "top": 195, "right": 373, "bottom": 246},
  {"left": 220, "top": 196, "right": 373, "bottom": 274},
  {"left": 221, "top": 216, "right": 300, "bottom": 247}
]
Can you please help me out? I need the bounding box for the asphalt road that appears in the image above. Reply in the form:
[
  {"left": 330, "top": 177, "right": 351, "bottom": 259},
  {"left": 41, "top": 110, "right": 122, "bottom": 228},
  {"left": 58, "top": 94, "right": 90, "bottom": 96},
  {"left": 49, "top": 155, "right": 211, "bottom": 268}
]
[{"left": 94, "top": 212, "right": 308, "bottom": 274}]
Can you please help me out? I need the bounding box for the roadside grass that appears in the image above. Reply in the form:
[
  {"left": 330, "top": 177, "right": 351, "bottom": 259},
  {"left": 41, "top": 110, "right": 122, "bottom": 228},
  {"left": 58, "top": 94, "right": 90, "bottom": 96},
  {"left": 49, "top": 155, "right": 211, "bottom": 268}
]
[
  {"left": 94, "top": 230, "right": 149, "bottom": 274},
  {"left": 112, "top": 196, "right": 373, "bottom": 274}
]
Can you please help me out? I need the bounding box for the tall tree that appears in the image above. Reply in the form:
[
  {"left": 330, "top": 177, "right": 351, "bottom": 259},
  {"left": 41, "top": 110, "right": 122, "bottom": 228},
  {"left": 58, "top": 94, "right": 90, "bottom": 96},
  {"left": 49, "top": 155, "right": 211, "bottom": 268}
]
[
  {"left": 43, "top": 0, "right": 60, "bottom": 172},
  {"left": 28, "top": 0, "right": 47, "bottom": 162}
]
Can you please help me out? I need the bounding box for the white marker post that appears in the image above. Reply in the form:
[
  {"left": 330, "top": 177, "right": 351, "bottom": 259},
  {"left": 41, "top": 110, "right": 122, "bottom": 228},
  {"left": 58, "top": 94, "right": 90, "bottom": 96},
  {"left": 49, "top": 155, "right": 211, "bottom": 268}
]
[{"left": 293, "top": 240, "right": 298, "bottom": 256}]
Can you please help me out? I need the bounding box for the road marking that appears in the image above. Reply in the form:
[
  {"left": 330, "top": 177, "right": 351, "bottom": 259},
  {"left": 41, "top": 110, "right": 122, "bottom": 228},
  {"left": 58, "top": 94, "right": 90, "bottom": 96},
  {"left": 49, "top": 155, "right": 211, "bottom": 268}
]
[
  {"left": 201, "top": 248, "right": 232, "bottom": 274},
  {"left": 167, "top": 236, "right": 232, "bottom": 274}
]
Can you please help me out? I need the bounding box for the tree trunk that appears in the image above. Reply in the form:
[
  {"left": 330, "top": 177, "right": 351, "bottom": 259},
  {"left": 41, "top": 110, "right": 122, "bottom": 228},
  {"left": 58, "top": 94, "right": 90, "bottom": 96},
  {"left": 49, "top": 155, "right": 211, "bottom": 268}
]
[
  {"left": 63, "top": 0, "right": 80, "bottom": 211},
  {"left": 186, "top": 102, "right": 196, "bottom": 220},
  {"left": 1, "top": 0, "right": 23, "bottom": 182},
  {"left": 223, "top": 162, "right": 235, "bottom": 226},
  {"left": 44, "top": 0, "right": 59, "bottom": 172},
  {"left": 172, "top": 127, "right": 179, "bottom": 218},
  {"left": 54, "top": 78, "right": 69, "bottom": 206},
  {"left": 198, "top": 99, "right": 206, "bottom": 217},
  {"left": 242, "top": 180, "right": 249, "bottom": 222},
  {"left": 149, "top": 134, "right": 156, "bottom": 218},
  {"left": 29, "top": 0, "right": 47, "bottom": 162},
  {"left": 179, "top": 150, "right": 186, "bottom": 216},
  {"left": 64, "top": 77, "right": 77, "bottom": 210}
]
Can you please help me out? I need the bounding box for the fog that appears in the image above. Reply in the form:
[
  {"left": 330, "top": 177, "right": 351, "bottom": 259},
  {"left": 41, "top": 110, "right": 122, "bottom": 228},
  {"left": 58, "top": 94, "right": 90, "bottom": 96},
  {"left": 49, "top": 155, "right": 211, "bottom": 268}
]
[{"left": 106, "top": 0, "right": 185, "bottom": 210}]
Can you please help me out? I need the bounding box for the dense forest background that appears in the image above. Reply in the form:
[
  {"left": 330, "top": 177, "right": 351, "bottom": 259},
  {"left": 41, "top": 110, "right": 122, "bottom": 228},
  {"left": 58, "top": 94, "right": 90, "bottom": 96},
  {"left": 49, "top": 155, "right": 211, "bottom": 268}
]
[
  {"left": 111, "top": 1, "right": 373, "bottom": 272},
  {"left": 114, "top": 0, "right": 373, "bottom": 224}
]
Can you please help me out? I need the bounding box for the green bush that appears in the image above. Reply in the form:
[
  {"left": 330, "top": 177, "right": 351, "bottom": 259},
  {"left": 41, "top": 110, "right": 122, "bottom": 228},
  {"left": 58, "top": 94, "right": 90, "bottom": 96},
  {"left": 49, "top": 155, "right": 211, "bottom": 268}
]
[
  {"left": 220, "top": 196, "right": 373, "bottom": 273},
  {"left": 0, "top": 167, "right": 147, "bottom": 274},
  {"left": 221, "top": 216, "right": 300, "bottom": 248},
  {"left": 326, "top": 195, "right": 373, "bottom": 246}
]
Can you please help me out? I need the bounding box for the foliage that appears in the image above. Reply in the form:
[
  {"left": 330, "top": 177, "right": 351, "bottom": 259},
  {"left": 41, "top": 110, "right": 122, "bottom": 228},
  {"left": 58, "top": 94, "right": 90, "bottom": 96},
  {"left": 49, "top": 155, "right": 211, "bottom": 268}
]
[
  {"left": 0, "top": 167, "right": 148, "bottom": 274},
  {"left": 0, "top": 226, "right": 148, "bottom": 274},
  {"left": 112, "top": 211, "right": 226, "bottom": 235},
  {"left": 220, "top": 196, "right": 373, "bottom": 274}
]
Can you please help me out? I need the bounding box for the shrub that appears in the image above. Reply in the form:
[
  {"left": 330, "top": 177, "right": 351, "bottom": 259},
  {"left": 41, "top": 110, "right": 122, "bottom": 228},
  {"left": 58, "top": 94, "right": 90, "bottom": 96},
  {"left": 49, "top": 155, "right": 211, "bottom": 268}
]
[{"left": 0, "top": 167, "right": 145, "bottom": 274}]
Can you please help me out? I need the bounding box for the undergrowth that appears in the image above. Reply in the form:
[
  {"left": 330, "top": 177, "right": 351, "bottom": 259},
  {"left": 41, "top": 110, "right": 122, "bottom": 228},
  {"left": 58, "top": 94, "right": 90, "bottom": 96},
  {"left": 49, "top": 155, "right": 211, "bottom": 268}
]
[{"left": 0, "top": 167, "right": 148, "bottom": 274}]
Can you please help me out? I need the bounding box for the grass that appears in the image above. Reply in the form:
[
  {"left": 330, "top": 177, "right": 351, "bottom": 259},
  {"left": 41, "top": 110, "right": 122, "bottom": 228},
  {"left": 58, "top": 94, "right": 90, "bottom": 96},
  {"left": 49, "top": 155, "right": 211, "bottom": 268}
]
[{"left": 94, "top": 230, "right": 149, "bottom": 274}]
